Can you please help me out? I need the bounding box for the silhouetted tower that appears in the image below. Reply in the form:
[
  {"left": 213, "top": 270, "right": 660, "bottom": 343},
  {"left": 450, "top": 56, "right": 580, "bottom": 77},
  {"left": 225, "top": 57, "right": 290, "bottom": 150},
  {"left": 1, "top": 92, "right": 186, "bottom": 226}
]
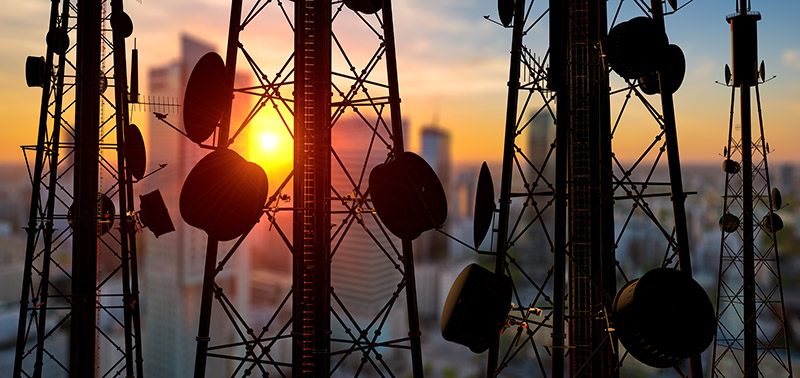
[
  {"left": 183, "top": 0, "right": 425, "bottom": 376},
  {"left": 712, "top": 1, "right": 793, "bottom": 377},
  {"left": 14, "top": 1, "right": 153, "bottom": 377},
  {"left": 442, "top": 0, "right": 714, "bottom": 377}
]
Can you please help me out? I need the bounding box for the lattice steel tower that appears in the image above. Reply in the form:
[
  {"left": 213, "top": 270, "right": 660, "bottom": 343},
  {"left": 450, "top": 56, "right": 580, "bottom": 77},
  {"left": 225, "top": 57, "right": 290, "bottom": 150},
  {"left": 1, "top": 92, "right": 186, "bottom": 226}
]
[
  {"left": 451, "top": 0, "right": 715, "bottom": 377},
  {"left": 712, "top": 1, "right": 793, "bottom": 377},
  {"left": 13, "top": 0, "right": 154, "bottom": 377},
  {"left": 184, "top": 0, "right": 424, "bottom": 376}
]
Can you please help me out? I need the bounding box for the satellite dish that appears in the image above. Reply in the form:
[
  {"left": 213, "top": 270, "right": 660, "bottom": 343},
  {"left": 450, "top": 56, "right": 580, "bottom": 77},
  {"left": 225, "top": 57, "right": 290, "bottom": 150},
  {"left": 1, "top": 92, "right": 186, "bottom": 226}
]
[
  {"left": 369, "top": 151, "right": 447, "bottom": 240},
  {"left": 184, "top": 52, "right": 230, "bottom": 145},
  {"left": 111, "top": 11, "right": 133, "bottom": 39},
  {"left": 606, "top": 17, "right": 668, "bottom": 80},
  {"left": 473, "top": 162, "right": 495, "bottom": 248},
  {"left": 441, "top": 264, "right": 511, "bottom": 353},
  {"left": 342, "top": 0, "right": 382, "bottom": 14},
  {"left": 138, "top": 189, "right": 175, "bottom": 238},
  {"left": 722, "top": 158, "right": 740, "bottom": 174},
  {"left": 25, "top": 56, "right": 49, "bottom": 88},
  {"left": 125, "top": 124, "right": 146, "bottom": 180},
  {"left": 638, "top": 44, "right": 685, "bottom": 95},
  {"left": 180, "top": 149, "right": 268, "bottom": 241},
  {"left": 612, "top": 268, "right": 715, "bottom": 368},
  {"left": 68, "top": 194, "right": 116, "bottom": 236},
  {"left": 771, "top": 188, "right": 782, "bottom": 211},
  {"left": 719, "top": 213, "right": 740, "bottom": 233},
  {"left": 46, "top": 29, "right": 69, "bottom": 55},
  {"left": 763, "top": 212, "right": 784, "bottom": 232},
  {"left": 760, "top": 60, "right": 766, "bottom": 82},
  {"left": 724, "top": 64, "right": 732, "bottom": 85},
  {"left": 498, "top": 0, "right": 514, "bottom": 27}
]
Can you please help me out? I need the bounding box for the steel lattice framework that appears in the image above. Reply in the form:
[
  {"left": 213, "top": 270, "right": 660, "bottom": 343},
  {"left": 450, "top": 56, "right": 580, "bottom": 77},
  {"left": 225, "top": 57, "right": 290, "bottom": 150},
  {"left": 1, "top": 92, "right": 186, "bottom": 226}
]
[
  {"left": 189, "top": 0, "right": 423, "bottom": 376},
  {"left": 481, "top": 0, "right": 706, "bottom": 376},
  {"left": 14, "top": 0, "right": 145, "bottom": 377},
  {"left": 712, "top": 2, "right": 793, "bottom": 377}
]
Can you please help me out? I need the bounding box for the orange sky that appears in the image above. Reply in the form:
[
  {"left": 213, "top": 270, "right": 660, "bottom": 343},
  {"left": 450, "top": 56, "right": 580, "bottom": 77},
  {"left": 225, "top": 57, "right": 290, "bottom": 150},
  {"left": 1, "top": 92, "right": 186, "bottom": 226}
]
[{"left": 1, "top": 1, "right": 799, "bottom": 167}]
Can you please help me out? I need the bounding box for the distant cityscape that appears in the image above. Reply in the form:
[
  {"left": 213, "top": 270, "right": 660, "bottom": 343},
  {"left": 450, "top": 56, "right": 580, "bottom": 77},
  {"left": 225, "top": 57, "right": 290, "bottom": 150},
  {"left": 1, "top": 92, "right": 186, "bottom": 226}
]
[{"left": 3, "top": 33, "right": 800, "bottom": 377}]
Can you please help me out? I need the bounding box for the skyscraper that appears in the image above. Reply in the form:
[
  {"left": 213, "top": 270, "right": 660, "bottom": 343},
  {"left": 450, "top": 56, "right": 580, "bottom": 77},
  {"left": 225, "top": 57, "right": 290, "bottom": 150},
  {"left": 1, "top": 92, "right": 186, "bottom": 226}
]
[
  {"left": 141, "top": 34, "right": 249, "bottom": 377},
  {"left": 418, "top": 125, "right": 451, "bottom": 263}
]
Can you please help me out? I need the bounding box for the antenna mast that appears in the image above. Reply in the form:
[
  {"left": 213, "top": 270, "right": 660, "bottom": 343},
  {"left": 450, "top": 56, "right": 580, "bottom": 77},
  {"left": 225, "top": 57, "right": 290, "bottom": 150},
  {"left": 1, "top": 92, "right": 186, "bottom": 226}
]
[{"left": 712, "top": 2, "right": 793, "bottom": 376}]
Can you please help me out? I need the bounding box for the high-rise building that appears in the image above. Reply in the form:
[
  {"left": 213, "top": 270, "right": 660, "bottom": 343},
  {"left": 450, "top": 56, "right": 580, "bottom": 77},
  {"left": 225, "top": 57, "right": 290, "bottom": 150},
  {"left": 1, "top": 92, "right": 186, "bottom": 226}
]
[
  {"left": 418, "top": 125, "right": 451, "bottom": 263},
  {"left": 141, "top": 34, "right": 249, "bottom": 377},
  {"left": 415, "top": 125, "right": 452, "bottom": 321}
]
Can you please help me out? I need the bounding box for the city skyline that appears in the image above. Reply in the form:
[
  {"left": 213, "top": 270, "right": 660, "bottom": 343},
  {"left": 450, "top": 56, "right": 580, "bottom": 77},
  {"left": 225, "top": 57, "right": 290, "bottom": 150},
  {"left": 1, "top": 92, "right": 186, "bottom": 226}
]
[{"left": 2, "top": 1, "right": 800, "bottom": 376}]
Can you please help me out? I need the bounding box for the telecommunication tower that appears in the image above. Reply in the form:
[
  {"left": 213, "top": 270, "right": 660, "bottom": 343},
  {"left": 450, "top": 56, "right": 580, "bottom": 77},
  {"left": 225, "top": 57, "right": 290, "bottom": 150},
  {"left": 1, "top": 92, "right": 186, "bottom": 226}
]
[
  {"left": 440, "top": 0, "right": 715, "bottom": 377},
  {"left": 13, "top": 1, "right": 170, "bottom": 377},
  {"left": 178, "top": 0, "right": 428, "bottom": 376},
  {"left": 711, "top": 1, "right": 794, "bottom": 377}
]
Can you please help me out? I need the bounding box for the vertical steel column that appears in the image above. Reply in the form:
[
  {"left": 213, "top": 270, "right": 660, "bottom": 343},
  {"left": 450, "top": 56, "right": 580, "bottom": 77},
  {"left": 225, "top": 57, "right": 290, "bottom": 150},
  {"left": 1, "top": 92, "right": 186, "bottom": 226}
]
[
  {"left": 193, "top": 2, "right": 243, "bottom": 377},
  {"left": 649, "top": 1, "right": 701, "bottom": 377},
  {"left": 382, "top": 0, "right": 424, "bottom": 375},
  {"left": 592, "top": 1, "right": 616, "bottom": 375},
  {"left": 293, "top": 0, "right": 332, "bottom": 375},
  {"left": 71, "top": 0, "right": 102, "bottom": 376},
  {"left": 109, "top": 1, "right": 136, "bottom": 376},
  {"left": 550, "top": 0, "right": 567, "bottom": 375},
  {"left": 14, "top": 0, "right": 65, "bottom": 376},
  {"left": 487, "top": 0, "right": 526, "bottom": 374},
  {"left": 739, "top": 63, "right": 757, "bottom": 378},
  {"left": 734, "top": 3, "right": 758, "bottom": 374},
  {"left": 566, "top": 1, "right": 608, "bottom": 376}
]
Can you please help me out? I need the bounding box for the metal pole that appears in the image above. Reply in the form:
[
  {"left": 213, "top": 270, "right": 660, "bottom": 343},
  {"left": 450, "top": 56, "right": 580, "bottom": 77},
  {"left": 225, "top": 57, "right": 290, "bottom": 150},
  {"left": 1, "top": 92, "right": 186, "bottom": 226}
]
[
  {"left": 549, "top": 0, "right": 567, "bottom": 376},
  {"left": 649, "top": 2, "right": 701, "bottom": 376},
  {"left": 193, "top": 238, "right": 219, "bottom": 378},
  {"left": 219, "top": 0, "right": 243, "bottom": 149},
  {"left": 71, "top": 0, "right": 102, "bottom": 376},
  {"left": 487, "top": 0, "right": 526, "bottom": 374},
  {"left": 401, "top": 239, "right": 424, "bottom": 377},
  {"left": 382, "top": 0, "right": 424, "bottom": 375},
  {"left": 735, "top": 3, "right": 758, "bottom": 376},
  {"left": 293, "top": 0, "right": 331, "bottom": 375},
  {"left": 740, "top": 77, "right": 757, "bottom": 378},
  {"left": 109, "top": 2, "right": 137, "bottom": 376},
  {"left": 193, "top": 3, "right": 242, "bottom": 377}
]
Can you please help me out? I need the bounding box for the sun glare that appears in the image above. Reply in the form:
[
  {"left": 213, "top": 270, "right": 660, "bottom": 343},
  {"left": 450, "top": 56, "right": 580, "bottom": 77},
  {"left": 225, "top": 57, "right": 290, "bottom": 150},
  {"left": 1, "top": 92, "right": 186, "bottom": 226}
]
[
  {"left": 259, "top": 131, "right": 279, "bottom": 152},
  {"left": 247, "top": 115, "right": 293, "bottom": 178}
]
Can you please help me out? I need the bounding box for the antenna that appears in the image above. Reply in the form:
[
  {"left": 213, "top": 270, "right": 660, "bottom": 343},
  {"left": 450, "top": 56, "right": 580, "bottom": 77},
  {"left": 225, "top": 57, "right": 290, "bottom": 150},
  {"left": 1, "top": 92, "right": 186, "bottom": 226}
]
[
  {"left": 174, "top": 1, "right": 427, "bottom": 376},
  {"left": 439, "top": 1, "right": 714, "bottom": 376},
  {"left": 712, "top": 4, "right": 793, "bottom": 377},
  {"left": 13, "top": 1, "right": 167, "bottom": 377}
]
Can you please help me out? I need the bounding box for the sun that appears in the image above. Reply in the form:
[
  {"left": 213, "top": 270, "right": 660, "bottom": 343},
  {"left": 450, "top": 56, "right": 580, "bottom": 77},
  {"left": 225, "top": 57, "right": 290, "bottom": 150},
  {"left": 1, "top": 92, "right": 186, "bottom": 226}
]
[
  {"left": 259, "top": 131, "right": 279, "bottom": 152},
  {"left": 247, "top": 115, "right": 293, "bottom": 178}
]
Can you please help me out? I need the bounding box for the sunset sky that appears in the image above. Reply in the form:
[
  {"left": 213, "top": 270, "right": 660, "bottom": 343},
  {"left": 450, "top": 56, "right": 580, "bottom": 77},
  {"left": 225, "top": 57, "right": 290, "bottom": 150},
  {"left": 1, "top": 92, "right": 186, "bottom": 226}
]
[{"left": 1, "top": 0, "right": 799, "bottom": 166}]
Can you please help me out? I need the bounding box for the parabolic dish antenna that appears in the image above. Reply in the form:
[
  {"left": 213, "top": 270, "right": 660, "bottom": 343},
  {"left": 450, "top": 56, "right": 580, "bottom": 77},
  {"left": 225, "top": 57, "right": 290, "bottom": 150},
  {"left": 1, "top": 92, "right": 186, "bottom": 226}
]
[
  {"left": 498, "top": 0, "right": 514, "bottom": 27},
  {"left": 369, "top": 151, "right": 447, "bottom": 240},
  {"left": 473, "top": 162, "right": 495, "bottom": 248},
  {"left": 125, "top": 124, "right": 146, "bottom": 180},
  {"left": 180, "top": 149, "right": 268, "bottom": 241},
  {"left": 184, "top": 52, "right": 230, "bottom": 145},
  {"left": 343, "top": 0, "right": 382, "bottom": 14}
]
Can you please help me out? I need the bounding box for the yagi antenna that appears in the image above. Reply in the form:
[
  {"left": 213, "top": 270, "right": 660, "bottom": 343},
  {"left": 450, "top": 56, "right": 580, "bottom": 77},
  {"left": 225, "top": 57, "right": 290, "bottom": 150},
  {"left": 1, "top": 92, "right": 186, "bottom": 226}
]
[{"left": 127, "top": 43, "right": 181, "bottom": 113}]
